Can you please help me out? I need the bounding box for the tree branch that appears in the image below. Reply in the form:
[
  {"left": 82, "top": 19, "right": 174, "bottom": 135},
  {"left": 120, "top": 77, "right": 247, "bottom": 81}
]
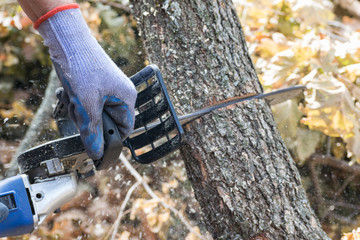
[
  {"left": 118, "top": 153, "right": 203, "bottom": 239},
  {"left": 6, "top": 68, "right": 61, "bottom": 177},
  {"left": 310, "top": 153, "right": 360, "bottom": 175},
  {"left": 327, "top": 212, "right": 358, "bottom": 225},
  {"left": 308, "top": 161, "right": 322, "bottom": 210},
  {"left": 334, "top": 174, "right": 356, "bottom": 198},
  {"left": 310, "top": 153, "right": 360, "bottom": 222},
  {"left": 325, "top": 200, "right": 360, "bottom": 211},
  {"left": 103, "top": 181, "right": 141, "bottom": 240}
]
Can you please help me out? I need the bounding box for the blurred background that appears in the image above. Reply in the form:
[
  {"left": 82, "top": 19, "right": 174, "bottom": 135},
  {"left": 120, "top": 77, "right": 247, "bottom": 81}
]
[{"left": 0, "top": 0, "right": 360, "bottom": 239}]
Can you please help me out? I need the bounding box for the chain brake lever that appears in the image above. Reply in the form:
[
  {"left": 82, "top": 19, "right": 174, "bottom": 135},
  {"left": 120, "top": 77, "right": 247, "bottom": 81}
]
[{"left": 93, "top": 112, "right": 123, "bottom": 170}]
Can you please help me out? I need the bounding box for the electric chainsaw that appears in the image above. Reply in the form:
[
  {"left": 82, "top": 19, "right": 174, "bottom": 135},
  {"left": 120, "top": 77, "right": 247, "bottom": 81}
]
[{"left": 0, "top": 65, "right": 305, "bottom": 237}]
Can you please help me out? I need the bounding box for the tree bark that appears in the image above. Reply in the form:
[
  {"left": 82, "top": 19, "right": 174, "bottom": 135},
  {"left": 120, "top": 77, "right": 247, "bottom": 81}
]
[{"left": 130, "top": 1, "right": 330, "bottom": 239}]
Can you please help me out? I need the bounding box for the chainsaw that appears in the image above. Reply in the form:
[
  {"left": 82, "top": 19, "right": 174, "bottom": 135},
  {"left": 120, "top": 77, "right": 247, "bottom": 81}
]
[{"left": 0, "top": 65, "right": 305, "bottom": 237}]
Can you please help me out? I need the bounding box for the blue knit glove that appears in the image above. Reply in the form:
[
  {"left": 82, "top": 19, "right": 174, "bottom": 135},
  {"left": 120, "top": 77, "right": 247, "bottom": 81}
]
[{"left": 36, "top": 6, "right": 137, "bottom": 160}]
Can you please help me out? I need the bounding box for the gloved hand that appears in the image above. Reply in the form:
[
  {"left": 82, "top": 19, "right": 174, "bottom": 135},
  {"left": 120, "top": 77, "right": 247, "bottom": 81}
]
[{"left": 35, "top": 5, "right": 137, "bottom": 160}]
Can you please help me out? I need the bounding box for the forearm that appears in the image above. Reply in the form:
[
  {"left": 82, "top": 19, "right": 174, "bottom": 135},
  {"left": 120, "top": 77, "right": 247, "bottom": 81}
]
[{"left": 17, "top": 0, "right": 75, "bottom": 22}]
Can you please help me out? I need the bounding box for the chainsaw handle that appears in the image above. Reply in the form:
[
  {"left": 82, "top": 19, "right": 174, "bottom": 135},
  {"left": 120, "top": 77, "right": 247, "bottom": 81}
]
[
  {"left": 92, "top": 65, "right": 158, "bottom": 168},
  {"left": 93, "top": 112, "right": 123, "bottom": 170}
]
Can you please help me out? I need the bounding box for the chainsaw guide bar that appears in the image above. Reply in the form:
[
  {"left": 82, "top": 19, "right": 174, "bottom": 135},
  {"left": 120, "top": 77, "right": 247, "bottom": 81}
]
[{"left": 132, "top": 85, "right": 306, "bottom": 134}]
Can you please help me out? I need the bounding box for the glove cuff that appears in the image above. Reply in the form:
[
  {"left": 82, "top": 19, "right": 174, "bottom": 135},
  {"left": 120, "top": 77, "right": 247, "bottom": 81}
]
[{"left": 34, "top": 3, "right": 80, "bottom": 29}]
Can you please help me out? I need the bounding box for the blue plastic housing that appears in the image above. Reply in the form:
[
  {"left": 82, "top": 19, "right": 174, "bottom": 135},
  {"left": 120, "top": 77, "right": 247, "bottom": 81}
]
[{"left": 0, "top": 175, "right": 34, "bottom": 237}]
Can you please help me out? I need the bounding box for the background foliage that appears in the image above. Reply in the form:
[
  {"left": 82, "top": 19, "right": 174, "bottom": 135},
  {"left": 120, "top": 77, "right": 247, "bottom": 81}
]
[
  {"left": 234, "top": 0, "right": 360, "bottom": 238},
  {"left": 0, "top": 0, "right": 360, "bottom": 239}
]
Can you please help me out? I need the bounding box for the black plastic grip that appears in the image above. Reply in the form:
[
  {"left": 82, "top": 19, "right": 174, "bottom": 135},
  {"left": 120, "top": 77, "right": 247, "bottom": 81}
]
[
  {"left": 125, "top": 65, "right": 184, "bottom": 164},
  {"left": 93, "top": 112, "right": 123, "bottom": 170},
  {"left": 130, "top": 65, "right": 156, "bottom": 86}
]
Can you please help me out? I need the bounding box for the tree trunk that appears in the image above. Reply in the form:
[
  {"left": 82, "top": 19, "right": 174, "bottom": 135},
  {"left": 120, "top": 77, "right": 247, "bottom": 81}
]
[{"left": 130, "top": 1, "right": 330, "bottom": 239}]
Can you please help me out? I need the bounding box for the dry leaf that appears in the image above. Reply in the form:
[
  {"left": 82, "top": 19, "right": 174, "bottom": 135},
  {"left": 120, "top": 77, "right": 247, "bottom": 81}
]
[
  {"left": 292, "top": 0, "right": 334, "bottom": 29},
  {"left": 185, "top": 226, "right": 202, "bottom": 240},
  {"left": 130, "top": 197, "right": 172, "bottom": 233},
  {"left": 301, "top": 72, "right": 360, "bottom": 162},
  {"left": 342, "top": 228, "right": 360, "bottom": 240},
  {"left": 161, "top": 179, "right": 179, "bottom": 194},
  {"left": 119, "top": 231, "right": 131, "bottom": 240},
  {"left": 0, "top": 100, "right": 34, "bottom": 124}
]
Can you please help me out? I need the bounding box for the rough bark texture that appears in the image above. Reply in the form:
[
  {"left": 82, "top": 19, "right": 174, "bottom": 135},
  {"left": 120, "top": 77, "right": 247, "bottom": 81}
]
[{"left": 130, "top": 1, "right": 330, "bottom": 239}]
